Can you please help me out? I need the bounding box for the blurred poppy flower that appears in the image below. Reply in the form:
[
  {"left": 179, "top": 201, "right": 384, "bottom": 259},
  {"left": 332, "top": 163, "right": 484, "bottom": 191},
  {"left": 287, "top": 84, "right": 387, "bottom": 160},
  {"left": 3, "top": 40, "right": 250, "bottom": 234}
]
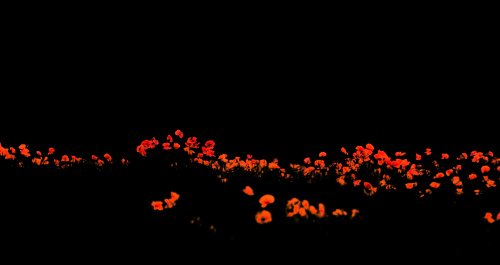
[
  {"left": 259, "top": 194, "right": 275, "bottom": 208},
  {"left": 366, "top": 144, "right": 374, "bottom": 151},
  {"left": 405, "top": 183, "right": 417, "bottom": 189},
  {"left": 481, "top": 165, "right": 490, "bottom": 174},
  {"left": 445, "top": 169, "right": 454, "bottom": 176},
  {"left": 484, "top": 212, "right": 495, "bottom": 223},
  {"left": 430, "top": 182, "right": 441, "bottom": 189},
  {"left": 304, "top": 157, "right": 311, "bottom": 164},
  {"left": 151, "top": 201, "right": 164, "bottom": 211},
  {"left": 61, "top": 155, "right": 69, "bottom": 162},
  {"left": 351, "top": 209, "right": 360, "bottom": 219},
  {"left": 425, "top": 148, "right": 432, "bottom": 156},
  {"left": 441, "top": 153, "right": 449, "bottom": 159},
  {"left": 173, "top": 143, "right": 180, "bottom": 149},
  {"left": 416, "top": 153, "right": 422, "bottom": 161},
  {"left": 341, "top": 147, "right": 348, "bottom": 155},
  {"left": 243, "top": 186, "right": 254, "bottom": 196},
  {"left": 255, "top": 210, "right": 272, "bottom": 224},
  {"left": 162, "top": 142, "right": 172, "bottom": 150},
  {"left": 469, "top": 173, "right": 478, "bottom": 180},
  {"left": 434, "top": 172, "right": 445, "bottom": 179},
  {"left": 170, "top": 192, "right": 180, "bottom": 203},
  {"left": 319, "top": 152, "right": 327, "bottom": 158},
  {"left": 174, "top": 129, "right": 184, "bottom": 139},
  {"left": 104, "top": 153, "right": 112, "bottom": 162}
]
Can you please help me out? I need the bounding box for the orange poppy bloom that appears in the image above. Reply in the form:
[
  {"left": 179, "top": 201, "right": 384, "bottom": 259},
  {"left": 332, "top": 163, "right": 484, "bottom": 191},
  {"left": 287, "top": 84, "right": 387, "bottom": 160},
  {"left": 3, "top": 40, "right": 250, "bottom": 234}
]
[
  {"left": 301, "top": 200, "right": 309, "bottom": 208},
  {"left": 204, "top": 140, "right": 215, "bottom": 149},
  {"left": 405, "top": 183, "right": 416, "bottom": 189},
  {"left": 309, "top": 205, "right": 318, "bottom": 215},
  {"left": 162, "top": 142, "right": 172, "bottom": 150},
  {"left": 474, "top": 189, "right": 481, "bottom": 195},
  {"left": 97, "top": 160, "right": 104, "bottom": 167},
  {"left": 259, "top": 194, "right": 275, "bottom": 208},
  {"left": 173, "top": 143, "right": 180, "bottom": 149},
  {"left": 425, "top": 148, "right": 432, "bottom": 156},
  {"left": 317, "top": 203, "right": 326, "bottom": 218},
  {"left": 469, "top": 173, "right": 478, "bottom": 180},
  {"left": 337, "top": 176, "right": 347, "bottom": 186},
  {"left": 434, "top": 172, "right": 445, "bottom": 179},
  {"left": 430, "top": 182, "right": 441, "bottom": 189},
  {"left": 486, "top": 179, "right": 496, "bottom": 188},
  {"left": 481, "top": 165, "right": 490, "bottom": 173},
  {"left": 441, "top": 153, "right": 449, "bottom": 159},
  {"left": 353, "top": 179, "right": 361, "bottom": 187},
  {"left": 186, "top": 137, "right": 200, "bottom": 149},
  {"left": 255, "top": 210, "right": 272, "bottom": 224},
  {"left": 170, "top": 192, "right": 180, "bottom": 203},
  {"left": 174, "top": 129, "right": 184, "bottom": 138},
  {"left": 456, "top": 188, "right": 463, "bottom": 195},
  {"left": 164, "top": 199, "right": 174, "bottom": 209},
  {"left": 35, "top": 150, "right": 42, "bottom": 157},
  {"left": 445, "top": 169, "right": 454, "bottom": 176},
  {"left": 365, "top": 144, "right": 374, "bottom": 151},
  {"left": 91, "top": 155, "right": 98, "bottom": 161},
  {"left": 47, "top": 147, "right": 55, "bottom": 155},
  {"left": 242, "top": 186, "right": 254, "bottom": 196},
  {"left": 395, "top": 152, "right": 406, "bottom": 157},
  {"left": 341, "top": 147, "right": 348, "bottom": 155},
  {"left": 363, "top": 182, "right": 373, "bottom": 190},
  {"left": 104, "top": 153, "right": 112, "bottom": 162},
  {"left": 151, "top": 201, "right": 164, "bottom": 211},
  {"left": 136, "top": 145, "right": 147, "bottom": 156},
  {"left": 452, "top": 176, "right": 462, "bottom": 186},
  {"left": 456, "top": 165, "right": 462, "bottom": 171},
  {"left": 61, "top": 155, "right": 69, "bottom": 162},
  {"left": 415, "top": 153, "right": 422, "bottom": 161},
  {"left": 304, "top": 157, "right": 311, "bottom": 164},
  {"left": 484, "top": 212, "right": 495, "bottom": 224},
  {"left": 166, "top": 135, "right": 173, "bottom": 143},
  {"left": 298, "top": 207, "right": 307, "bottom": 217},
  {"left": 351, "top": 209, "right": 360, "bottom": 219},
  {"left": 319, "top": 152, "right": 327, "bottom": 158}
]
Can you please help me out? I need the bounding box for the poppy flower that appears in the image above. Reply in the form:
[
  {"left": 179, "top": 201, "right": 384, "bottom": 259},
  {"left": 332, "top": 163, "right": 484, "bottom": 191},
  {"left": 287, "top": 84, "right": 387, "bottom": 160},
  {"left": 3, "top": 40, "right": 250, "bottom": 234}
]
[
  {"left": 204, "top": 140, "right": 215, "bottom": 149},
  {"left": 456, "top": 188, "right": 463, "bottom": 195},
  {"left": 434, "top": 172, "right": 445, "bottom": 179},
  {"left": 469, "top": 173, "right": 478, "bottom": 180},
  {"left": 416, "top": 153, "right": 422, "bottom": 161},
  {"left": 243, "top": 186, "right": 254, "bottom": 196},
  {"left": 441, "top": 153, "right": 449, "bottom": 159},
  {"left": 353, "top": 179, "right": 361, "bottom": 187},
  {"left": 304, "top": 157, "right": 311, "bottom": 164},
  {"left": 430, "top": 182, "right": 441, "bottom": 189},
  {"left": 301, "top": 200, "right": 310, "bottom": 208},
  {"left": 341, "top": 147, "right": 348, "bottom": 155},
  {"left": 91, "top": 155, "right": 98, "bottom": 161},
  {"left": 259, "top": 194, "right": 275, "bottom": 208},
  {"left": 151, "top": 201, "right": 164, "bottom": 211},
  {"left": 174, "top": 129, "right": 184, "bottom": 138},
  {"left": 170, "top": 192, "right": 180, "bottom": 203},
  {"left": 309, "top": 205, "right": 318, "bottom": 215},
  {"left": 481, "top": 165, "right": 490, "bottom": 174},
  {"left": 319, "top": 152, "right": 327, "bottom": 158},
  {"left": 405, "top": 183, "right": 417, "bottom": 189},
  {"left": 162, "top": 142, "right": 172, "bottom": 150},
  {"left": 48, "top": 147, "right": 55, "bottom": 155},
  {"left": 365, "top": 144, "right": 374, "bottom": 151},
  {"left": 395, "top": 152, "right": 406, "bottom": 157},
  {"left": 351, "top": 209, "right": 360, "bottom": 219},
  {"left": 173, "top": 143, "right": 180, "bottom": 149},
  {"left": 317, "top": 203, "right": 326, "bottom": 218},
  {"left": 299, "top": 207, "right": 307, "bottom": 217},
  {"left": 255, "top": 210, "right": 272, "bottom": 224},
  {"left": 425, "top": 148, "right": 432, "bottom": 156},
  {"left": 61, "top": 155, "right": 69, "bottom": 162},
  {"left": 104, "top": 153, "right": 112, "bottom": 162},
  {"left": 484, "top": 212, "right": 495, "bottom": 224},
  {"left": 445, "top": 169, "right": 454, "bottom": 176},
  {"left": 166, "top": 135, "right": 173, "bottom": 143}
]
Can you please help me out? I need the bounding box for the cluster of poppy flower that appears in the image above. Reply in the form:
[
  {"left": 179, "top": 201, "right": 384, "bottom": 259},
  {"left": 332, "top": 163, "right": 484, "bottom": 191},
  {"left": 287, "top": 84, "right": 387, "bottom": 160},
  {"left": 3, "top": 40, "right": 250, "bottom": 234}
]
[
  {"left": 2, "top": 129, "right": 498, "bottom": 224},
  {"left": 151, "top": 192, "right": 180, "bottom": 211},
  {"left": 0, "top": 143, "right": 128, "bottom": 168}
]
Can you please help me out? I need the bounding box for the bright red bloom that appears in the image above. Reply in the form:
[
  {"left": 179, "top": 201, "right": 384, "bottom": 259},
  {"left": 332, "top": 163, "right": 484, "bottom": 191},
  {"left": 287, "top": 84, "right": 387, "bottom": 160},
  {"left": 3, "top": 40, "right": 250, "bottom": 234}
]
[
  {"left": 243, "top": 186, "right": 254, "bottom": 196},
  {"left": 174, "top": 129, "right": 184, "bottom": 139},
  {"left": 365, "top": 144, "right": 374, "bottom": 151},
  {"left": 259, "top": 194, "right": 275, "bottom": 208},
  {"left": 151, "top": 201, "right": 164, "bottom": 211},
  {"left": 204, "top": 140, "right": 215, "bottom": 149},
  {"left": 441, "top": 153, "right": 449, "bottom": 159},
  {"left": 48, "top": 147, "right": 55, "bottom": 155},
  {"left": 430, "top": 182, "right": 441, "bottom": 189},
  {"left": 61, "top": 155, "right": 69, "bottom": 162},
  {"left": 319, "top": 152, "right": 327, "bottom": 158},
  {"left": 255, "top": 210, "right": 272, "bottom": 224},
  {"left": 304, "top": 157, "right": 311, "bottom": 164},
  {"left": 104, "top": 153, "right": 112, "bottom": 162},
  {"left": 416, "top": 153, "right": 422, "bottom": 161},
  {"left": 481, "top": 165, "right": 490, "bottom": 173}
]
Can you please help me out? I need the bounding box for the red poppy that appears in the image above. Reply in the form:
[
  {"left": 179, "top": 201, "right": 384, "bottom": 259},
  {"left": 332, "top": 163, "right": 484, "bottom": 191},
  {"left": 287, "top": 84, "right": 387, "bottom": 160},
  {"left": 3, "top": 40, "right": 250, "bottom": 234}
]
[
  {"left": 186, "top": 137, "right": 200, "bottom": 149},
  {"left": 91, "top": 155, "right": 98, "bottom": 161},
  {"left": 434, "top": 172, "right": 445, "bottom": 179},
  {"left": 445, "top": 169, "right": 454, "bottom": 176},
  {"left": 425, "top": 148, "right": 432, "bottom": 156},
  {"left": 484, "top": 212, "right": 495, "bottom": 224},
  {"left": 104, "top": 153, "right": 112, "bottom": 162},
  {"left": 61, "top": 155, "right": 69, "bottom": 162},
  {"left": 395, "top": 152, "right": 406, "bottom": 157},
  {"left": 242, "top": 186, "right": 254, "bottom": 196},
  {"left": 405, "top": 183, "right": 416, "bottom": 189},
  {"left": 481, "top": 165, "right": 490, "bottom": 174},
  {"left": 204, "top": 140, "right": 215, "bottom": 149},
  {"left": 259, "top": 194, "right": 275, "bottom": 208},
  {"left": 97, "top": 159, "right": 104, "bottom": 167},
  {"left": 341, "top": 147, "right": 348, "bottom": 155},
  {"left": 304, "top": 157, "right": 311, "bottom": 164},
  {"left": 255, "top": 210, "right": 272, "bottom": 224},
  {"left": 469, "top": 173, "right": 478, "bottom": 180},
  {"left": 162, "top": 142, "right": 172, "bottom": 150},
  {"left": 353, "top": 179, "right": 361, "bottom": 187},
  {"left": 430, "top": 182, "right": 441, "bottom": 189},
  {"left": 136, "top": 145, "right": 146, "bottom": 157},
  {"left": 173, "top": 143, "right": 180, "bottom": 149},
  {"left": 151, "top": 201, "right": 164, "bottom": 211},
  {"left": 48, "top": 147, "right": 55, "bottom": 155},
  {"left": 317, "top": 203, "right": 326, "bottom": 218},
  {"left": 351, "top": 209, "right": 360, "bottom": 219},
  {"left": 365, "top": 144, "right": 374, "bottom": 151},
  {"left": 319, "top": 152, "right": 327, "bottom": 158},
  {"left": 174, "top": 129, "right": 184, "bottom": 138},
  {"left": 415, "top": 153, "right": 422, "bottom": 161},
  {"left": 441, "top": 153, "right": 449, "bottom": 160}
]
